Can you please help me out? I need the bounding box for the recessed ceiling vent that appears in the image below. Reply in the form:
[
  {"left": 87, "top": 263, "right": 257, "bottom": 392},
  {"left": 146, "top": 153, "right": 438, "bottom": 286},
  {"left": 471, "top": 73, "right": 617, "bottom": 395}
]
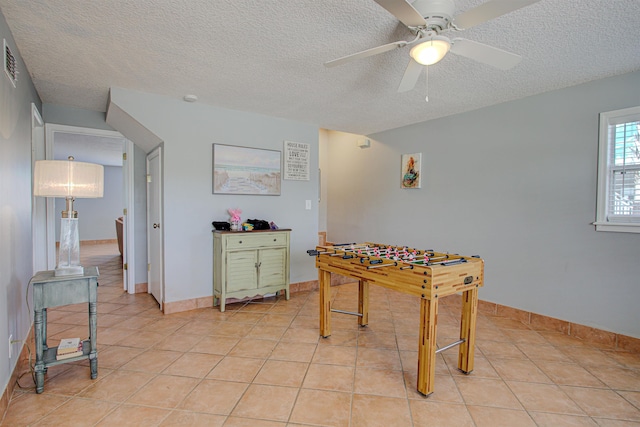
[{"left": 4, "top": 39, "right": 17, "bottom": 87}]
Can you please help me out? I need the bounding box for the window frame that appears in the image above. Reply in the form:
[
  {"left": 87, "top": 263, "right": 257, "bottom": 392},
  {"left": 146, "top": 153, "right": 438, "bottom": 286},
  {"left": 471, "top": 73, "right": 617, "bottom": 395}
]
[{"left": 594, "top": 106, "right": 640, "bottom": 233}]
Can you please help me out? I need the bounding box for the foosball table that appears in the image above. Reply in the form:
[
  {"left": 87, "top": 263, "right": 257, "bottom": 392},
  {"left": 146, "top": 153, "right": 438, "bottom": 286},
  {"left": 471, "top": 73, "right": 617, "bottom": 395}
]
[{"left": 308, "top": 242, "right": 484, "bottom": 396}]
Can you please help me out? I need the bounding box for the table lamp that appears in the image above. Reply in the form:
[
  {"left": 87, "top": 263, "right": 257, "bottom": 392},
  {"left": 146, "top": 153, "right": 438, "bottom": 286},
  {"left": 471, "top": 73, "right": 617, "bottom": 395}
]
[{"left": 34, "top": 156, "right": 104, "bottom": 276}]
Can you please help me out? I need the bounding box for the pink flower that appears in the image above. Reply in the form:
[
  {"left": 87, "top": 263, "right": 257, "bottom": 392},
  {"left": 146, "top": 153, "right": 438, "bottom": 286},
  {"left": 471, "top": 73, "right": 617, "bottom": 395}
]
[{"left": 228, "top": 208, "right": 242, "bottom": 222}]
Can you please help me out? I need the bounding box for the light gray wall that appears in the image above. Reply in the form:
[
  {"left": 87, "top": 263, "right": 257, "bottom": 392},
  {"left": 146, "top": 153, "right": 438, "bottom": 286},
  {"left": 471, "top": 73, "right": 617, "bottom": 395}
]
[
  {"left": 326, "top": 71, "right": 640, "bottom": 339},
  {"left": 109, "top": 88, "right": 320, "bottom": 304},
  {"left": 318, "top": 129, "right": 329, "bottom": 232},
  {"left": 0, "top": 11, "right": 42, "bottom": 396},
  {"left": 54, "top": 166, "right": 123, "bottom": 241},
  {"left": 42, "top": 104, "right": 115, "bottom": 131}
]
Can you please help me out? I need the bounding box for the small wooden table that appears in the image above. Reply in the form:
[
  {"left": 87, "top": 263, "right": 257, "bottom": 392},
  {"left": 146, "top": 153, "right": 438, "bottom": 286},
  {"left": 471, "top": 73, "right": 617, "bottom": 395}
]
[
  {"left": 312, "top": 243, "right": 484, "bottom": 396},
  {"left": 30, "top": 267, "right": 99, "bottom": 393}
]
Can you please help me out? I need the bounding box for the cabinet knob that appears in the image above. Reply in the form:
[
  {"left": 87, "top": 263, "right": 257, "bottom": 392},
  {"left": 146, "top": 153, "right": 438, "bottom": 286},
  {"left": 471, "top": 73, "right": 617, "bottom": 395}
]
[
  {"left": 239, "top": 241, "right": 242, "bottom": 244},
  {"left": 153, "top": 223, "right": 160, "bottom": 229}
]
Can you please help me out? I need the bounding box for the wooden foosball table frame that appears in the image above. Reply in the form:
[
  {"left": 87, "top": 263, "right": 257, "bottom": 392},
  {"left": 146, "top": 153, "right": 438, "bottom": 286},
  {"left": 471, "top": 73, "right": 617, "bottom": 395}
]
[{"left": 311, "top": 242, "right": 484, "bottom": 396}]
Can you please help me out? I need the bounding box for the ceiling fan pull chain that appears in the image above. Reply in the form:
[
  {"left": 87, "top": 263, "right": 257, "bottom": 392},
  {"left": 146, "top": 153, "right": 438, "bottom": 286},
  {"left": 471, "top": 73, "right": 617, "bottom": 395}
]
[{"left": 425, "top": 65, "right": 429, "bottom": 102}]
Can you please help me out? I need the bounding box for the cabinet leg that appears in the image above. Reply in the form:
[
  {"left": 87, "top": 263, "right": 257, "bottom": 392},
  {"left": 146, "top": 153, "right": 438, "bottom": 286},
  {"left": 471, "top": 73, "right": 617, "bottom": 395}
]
[
  {"left": 35, "top": 368, "right": 45, "bottom": 394},
  {"left": 34, "top": 309, "right": 45, "bottom": 394},
  {"left": 42, "top": 308, "right": 48, "bottom": 350},
  {"left": 89, "top": 301, "right": 98, "bottom": 379},
  {"left": 90, "top": 355, "right": 98, "bottom": 379}
]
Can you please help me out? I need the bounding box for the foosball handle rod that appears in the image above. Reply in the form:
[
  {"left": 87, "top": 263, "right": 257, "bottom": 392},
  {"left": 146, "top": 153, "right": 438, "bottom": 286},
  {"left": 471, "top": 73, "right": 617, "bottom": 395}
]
[
  {"left": 430, "top": 258, "right": 467, "bottom": 266},
  {"left": 306, "top": 249, "right": 340, "bottom": 256},
  {"left": 367, "top": 262, "right": 397, "bottom": 269}
]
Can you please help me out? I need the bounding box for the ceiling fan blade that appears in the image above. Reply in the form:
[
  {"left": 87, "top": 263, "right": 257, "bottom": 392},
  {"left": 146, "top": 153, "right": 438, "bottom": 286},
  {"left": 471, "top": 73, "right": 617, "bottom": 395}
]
[
  {"left": 373, "top": 0, "right": 427, "bottom": 27},
  {"left": 324, "top": 40, "right": 408, "bottom": 68},
  {"left": 398, "top": 59, "right": 424, "bottom": 92},
  {"left": 454, "top": 0, "right": 541, "bottom": 29},
  {"left": 450, "top": 38, "right": 521, "bottom": 70}
]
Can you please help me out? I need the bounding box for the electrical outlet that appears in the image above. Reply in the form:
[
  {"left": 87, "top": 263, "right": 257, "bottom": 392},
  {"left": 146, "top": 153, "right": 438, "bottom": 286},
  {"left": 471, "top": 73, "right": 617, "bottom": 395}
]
[{"left": 8, "top": 334, "right": 12, "bottom": 358}]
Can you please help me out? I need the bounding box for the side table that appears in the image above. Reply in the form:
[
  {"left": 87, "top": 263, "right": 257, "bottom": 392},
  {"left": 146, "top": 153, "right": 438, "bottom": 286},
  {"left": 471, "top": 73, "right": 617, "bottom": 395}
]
[{"left": 30, "top": 267, "right": 99, "bottom": 393}]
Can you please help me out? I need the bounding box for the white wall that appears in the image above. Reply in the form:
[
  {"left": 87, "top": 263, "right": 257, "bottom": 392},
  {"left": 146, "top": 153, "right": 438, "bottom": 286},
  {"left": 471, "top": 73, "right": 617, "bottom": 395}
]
[
  {"left": 0, "top": 11, "right": 42, "bottom": 396},
  {"left": 326, "top": 71, "right": 640, "bottom": 339},
  {"left": 42, "top": 104, "right": 115, "bottom": 131},
  {"left": 55, "top": 165, "right": 123, "bottom": 241},
  {"left": 318, "top": 129, "right": 329, "bottom": 232},
  {"left": 109, "top": 88, "right": 320, "bottom": 304}
]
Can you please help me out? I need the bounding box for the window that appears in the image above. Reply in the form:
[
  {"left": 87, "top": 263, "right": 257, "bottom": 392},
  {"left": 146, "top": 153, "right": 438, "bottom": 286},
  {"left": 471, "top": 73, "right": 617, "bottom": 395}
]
[{"left": 595, "top": 106, "right": 640, "bottom": 233}]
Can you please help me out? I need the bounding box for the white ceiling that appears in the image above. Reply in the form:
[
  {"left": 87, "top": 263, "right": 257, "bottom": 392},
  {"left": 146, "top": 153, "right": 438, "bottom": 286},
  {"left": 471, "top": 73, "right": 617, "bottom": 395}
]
[{"left": 1, "top": 0, "right": 639, "bottom": 136}]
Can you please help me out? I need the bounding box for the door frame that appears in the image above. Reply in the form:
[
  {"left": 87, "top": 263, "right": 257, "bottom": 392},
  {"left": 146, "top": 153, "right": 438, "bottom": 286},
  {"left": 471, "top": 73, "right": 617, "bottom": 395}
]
[
  {"left": 43, "top": 124, "right": 135, "bottom": 290},
  {"left": 146, "top": 146, "right": 164, "bottom": 309},
  {"left": 31, "top": 103, "right": 48, "bottom": 273},
  {"left": 122, "top": 139, "right": 136, "bottom": 293}
]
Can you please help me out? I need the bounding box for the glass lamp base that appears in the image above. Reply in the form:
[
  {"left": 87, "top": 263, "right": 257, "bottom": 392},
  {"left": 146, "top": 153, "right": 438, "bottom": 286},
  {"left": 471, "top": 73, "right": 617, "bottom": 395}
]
[
  {"left": 55, "top": 266, "right": 84, "bottom": 277},
  {"left": 57, "top": 216, "right": 83, "bottom": 276}
]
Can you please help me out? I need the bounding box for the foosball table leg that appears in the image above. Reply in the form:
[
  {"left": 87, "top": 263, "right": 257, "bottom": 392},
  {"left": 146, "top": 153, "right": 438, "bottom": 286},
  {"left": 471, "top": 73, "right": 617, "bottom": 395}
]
[
  {"left": 416, "top": 297, "right": 438, "bottom": 396},
  {"left": 319, "top": 270, "right": 332, "bottom": 338},
  {"left": 358, "top": 280, "right": 369, "bottom": 327},
  {"left": 458, "top": 287, "right": 479, "bottom": 374}
]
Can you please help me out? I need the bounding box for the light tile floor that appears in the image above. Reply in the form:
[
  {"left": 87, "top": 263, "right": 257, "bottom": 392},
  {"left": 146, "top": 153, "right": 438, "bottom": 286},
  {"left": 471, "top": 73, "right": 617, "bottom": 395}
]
[{"left": 2, "top": 243, "right": 640, "bottom": 426}]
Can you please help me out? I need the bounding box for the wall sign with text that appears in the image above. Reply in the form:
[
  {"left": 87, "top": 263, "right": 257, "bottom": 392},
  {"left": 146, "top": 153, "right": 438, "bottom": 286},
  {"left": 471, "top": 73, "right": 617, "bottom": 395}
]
[{"left": 283, "top": 141, "right": 310, "bottom": 181}]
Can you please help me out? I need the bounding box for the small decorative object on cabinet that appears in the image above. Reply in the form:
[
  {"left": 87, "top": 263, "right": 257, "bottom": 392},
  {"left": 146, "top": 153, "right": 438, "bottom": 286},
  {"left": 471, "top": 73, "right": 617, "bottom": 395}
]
[
  {"left": 213, "top": 229, "right": 291, "bottom": 312},
  {"left": 30, "top": 267, "right": 99, "bottom": 393},
  {"left": 228, "top": 208, "right": 242, "bottom": 231}
]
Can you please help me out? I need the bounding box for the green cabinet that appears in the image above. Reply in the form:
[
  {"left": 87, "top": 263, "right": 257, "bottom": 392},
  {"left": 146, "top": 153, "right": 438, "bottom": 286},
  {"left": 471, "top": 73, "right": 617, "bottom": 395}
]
[{"left": 213, "top": 229, "right": 290, "bottom": 311}]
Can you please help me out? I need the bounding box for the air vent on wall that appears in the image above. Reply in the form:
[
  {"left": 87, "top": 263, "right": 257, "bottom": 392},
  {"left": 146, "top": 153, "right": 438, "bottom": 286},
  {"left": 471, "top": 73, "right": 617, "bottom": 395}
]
[{"left": 4, "top": 39, "right": 17, "bottom": 87}]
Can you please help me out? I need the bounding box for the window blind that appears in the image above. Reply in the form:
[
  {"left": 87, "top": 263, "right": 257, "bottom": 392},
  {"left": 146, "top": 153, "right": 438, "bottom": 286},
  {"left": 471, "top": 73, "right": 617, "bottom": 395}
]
[{"left": 607, "top": 120, "right": 640, "bottom": 222}]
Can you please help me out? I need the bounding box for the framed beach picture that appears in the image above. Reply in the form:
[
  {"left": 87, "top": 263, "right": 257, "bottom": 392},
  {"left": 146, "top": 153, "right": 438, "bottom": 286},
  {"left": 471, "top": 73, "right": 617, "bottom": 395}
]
[
  {"left": 212, "top": 144, "right": 282, "bottom": 195},
  {"left": 401, "top": 153, "right": 421, "bottom": 189}
]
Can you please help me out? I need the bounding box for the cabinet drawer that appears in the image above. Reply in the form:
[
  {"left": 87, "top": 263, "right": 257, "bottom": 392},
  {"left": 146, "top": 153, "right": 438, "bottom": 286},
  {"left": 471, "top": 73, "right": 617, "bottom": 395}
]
[{"left": 226, "top": 233, "right": 287, "bottom": 249}]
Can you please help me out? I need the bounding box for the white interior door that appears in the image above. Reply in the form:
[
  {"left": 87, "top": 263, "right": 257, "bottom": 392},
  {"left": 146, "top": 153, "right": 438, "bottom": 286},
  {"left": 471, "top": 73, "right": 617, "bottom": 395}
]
[{"left": 147, "top": 147, "right": 163, "bottom": 308}]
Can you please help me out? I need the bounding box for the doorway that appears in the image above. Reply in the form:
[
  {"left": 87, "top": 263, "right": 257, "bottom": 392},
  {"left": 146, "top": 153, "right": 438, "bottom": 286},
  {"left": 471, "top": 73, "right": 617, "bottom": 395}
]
[
  {"left": 40, "top": 124, "right": 136, "bottom": 291},
  {"left": 31, "top": 104, "right": 47, "bottom": 273}
]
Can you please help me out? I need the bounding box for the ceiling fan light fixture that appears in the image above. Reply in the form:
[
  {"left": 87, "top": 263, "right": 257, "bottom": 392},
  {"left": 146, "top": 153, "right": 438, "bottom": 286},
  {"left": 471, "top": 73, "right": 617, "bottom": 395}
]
[{"left": 410, "top": 36, "right": 451, "bottom": 65}]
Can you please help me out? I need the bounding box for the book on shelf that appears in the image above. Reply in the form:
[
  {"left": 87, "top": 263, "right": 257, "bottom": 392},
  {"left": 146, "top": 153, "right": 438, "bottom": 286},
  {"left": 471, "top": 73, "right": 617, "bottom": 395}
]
[{"left": 56, "top": 338, "right": 83, "bottom": 360}]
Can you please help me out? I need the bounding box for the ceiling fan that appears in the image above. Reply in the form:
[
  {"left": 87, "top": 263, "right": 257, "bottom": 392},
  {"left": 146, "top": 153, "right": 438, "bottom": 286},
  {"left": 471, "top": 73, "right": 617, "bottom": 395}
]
[{"left": 325, "top": 0, "right": 541, "bottom": 92}]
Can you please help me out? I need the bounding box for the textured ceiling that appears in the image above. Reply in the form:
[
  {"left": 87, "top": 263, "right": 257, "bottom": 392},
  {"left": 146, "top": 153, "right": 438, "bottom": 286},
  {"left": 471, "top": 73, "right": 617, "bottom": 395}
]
[{"left": 1, "top": 0, "right": 639, "bottom": 135}]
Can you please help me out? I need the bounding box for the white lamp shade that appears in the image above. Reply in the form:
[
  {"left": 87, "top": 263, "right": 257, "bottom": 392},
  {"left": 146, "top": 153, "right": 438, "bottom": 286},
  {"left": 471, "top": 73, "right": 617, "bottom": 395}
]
[
  {"left": 410, "top": 37, "right": 451, "bottom": 66},
  {"left": 34, "top": 159, "right": 104, "bottom": 198}
]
